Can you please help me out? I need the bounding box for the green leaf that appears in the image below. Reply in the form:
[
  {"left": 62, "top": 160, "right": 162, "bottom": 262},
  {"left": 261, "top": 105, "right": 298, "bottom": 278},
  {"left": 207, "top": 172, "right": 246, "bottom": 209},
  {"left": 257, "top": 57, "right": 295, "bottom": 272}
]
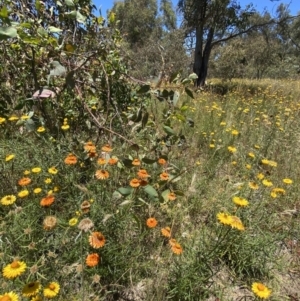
[
  {"left": 25, "top": 119, "right": 36, "bottom": 132},
  {"left": 122, "top": 158, "right": 134, "bottom": 168},
  {"left": 161, "top": 189, "right": 170, "bottom": 202},
  {"left": 76, "top": 11, "right": 86, "bottom": 23},
  {"left": 0, "top": 26, "right": 17, "bottom": 40},
  {"left": 118, "top": 187, "right": 133, "bottom": 196},
  {"left": 169, "top": 71, "right": 180, "bottom": 83},
  {"left": 65, "top": 0, "right": 75, "bottom": 7},
  {"left": 163, "top": 125, "right": 175, "bottom": 136},
  {"left": 188, "top": 73, "right": 198, "bottom": 80},
  {"left": 143, "top": 185, "right": 158, "bottom": 198},
  {"left": 172, "top": 91, "right": 180, "bottom": 106},
  {"left": 0, "top": 7, "right": 9, "bottom": 19},
  {"left": 65, "top": 71, "right": 75, "bottom": 90},
  {"left": 185, "top": 87, "right": 194, "bottom": 99},
  {"left": 142, "top": 112, "right": 149, "bottom": 128},
  {"left": 22, "top": 36, "right": 41, "bottom": 45},
  {"left": 37, "top": 27, "right": 48, "bottom": 37},
  {"left": 175, "top": 114, "right": 186, "bottom": 122},
  {"left": 48, "top": 26, "right": 63, "bottom": 33},
  {"left": 137, "top": 84, "right": 150, "bottom": 94},
  {"left": 112, "top": 190, "right": 122, "bottom": 200},
  {"left": 142, "top": 157, "right": 157, "bottom": 164}
]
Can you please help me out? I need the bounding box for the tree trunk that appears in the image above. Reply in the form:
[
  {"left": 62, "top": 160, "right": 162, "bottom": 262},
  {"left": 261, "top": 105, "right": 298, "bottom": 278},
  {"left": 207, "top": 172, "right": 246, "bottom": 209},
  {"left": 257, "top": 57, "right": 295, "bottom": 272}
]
[{"left": 193, "top": 27, "right": 214, "bottom": 87}]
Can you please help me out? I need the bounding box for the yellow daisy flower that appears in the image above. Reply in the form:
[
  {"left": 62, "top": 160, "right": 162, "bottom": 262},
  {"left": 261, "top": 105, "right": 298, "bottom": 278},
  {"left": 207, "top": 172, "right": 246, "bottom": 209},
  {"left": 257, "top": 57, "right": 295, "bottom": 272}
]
[
  {"left": 283, "top": 178, "right": 293, "bottom": 184},
  {"left": 217, "top": 213, "right": 233, "bottom": 225},
  {"left": 32, "top": 167, "right": 42, "bottom": 173},
  {"left": 262, "top": 179, "right": 273, "bottom": 187},
  {"left": 230, "top": 216, "right": 245, "bottom": 231},
  {"left": 0, "top": 291, "right": 19, "bottom": 301},
  {"left": 18, "top": 190, "right": 29, "bottom": 198},
  {"left": 69, "top": 218, "right": 78, "bottom": 226},
  {"left": 5, "top": 154, "right": 15, "bottom": 162},
  {"left": 232, "top": 196, "right": 249, "bottom": 207},
  {"left": 3, "top": 260, "right": 27, "bottom": 279},
  {"left": 61, "top": 124, "right": 70, "bottom": 130},
  {"left": 30, "top": 295, "right": 43, "bottom": 301},
  {"left": 0, "top": 117, "right": 6, "bottom": 124},
  {"left": 33, "top": 188, "right": 42, "bottom": 194},
  {"left": 251, "top": 282, "right": 271, "bottom": 299},
  {"left": 1, "top": 195, "right": 17, "bottom": 205},
  {"left": 22, "top": 282, "right": 41, "bottom": 297},
  {"left": 43, "top": 282, "right": 60, "bottom": 298},
  {"left": 37, "top": 127, "right": 45, "bottom": 133},
  {"left": 228, "top": 146, "right": 237, "bottom": 153},
  {"left": 48, "top": 167, "right": 58, "bottom": 175}
]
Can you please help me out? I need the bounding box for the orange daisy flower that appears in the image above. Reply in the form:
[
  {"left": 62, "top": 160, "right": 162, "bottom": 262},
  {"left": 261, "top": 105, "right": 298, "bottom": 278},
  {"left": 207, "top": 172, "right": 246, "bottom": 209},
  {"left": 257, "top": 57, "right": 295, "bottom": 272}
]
[
  {"left": 146, "top": 217, "right": 158, "bottom": 228},
  {"left": 97, "top": 157, "right": 107, "bottom": 165},
  {"left": 160, "top": 172, "right": 169, "bottom": 181},
  {"left": 132, "top": 159, "right": 141, "bottom": 166},
  {"left": 168, "top": 192, "right": 176, "bottom": 201},
  {"left": 86, "top": 253, "right": 100, "bottom": 267},
  {"left": 130, "top": 178, "right": 140, "bottom": 188},
  {"left": 101, "top": 144, "right": 112, "bottom": 152},
  {"left": 89, "top": 231, "right": 106, "bottom": 248},
  {"left": 18, "top": 177, "right": 32, "bottom": 186},
  {"left": 40, "top": 195, "right": 55, "bottom": 207},
  {"left": 161, "top": 227, "right": 171, "bottom": 238},
  {"left": 158, "top": 158, "right": 167, "bottom": 165},
  {"left": 137, "top": 169, "right": 150, "bottom": 179},
  {"left": 95, "top": 170, "right": 109, "bottom": 180},
  {"left": 84, "top": 141, "right": 96, "bottom": 152},
  {"left": 64, "top": 154, "right": 77, "bottom": 165},
  {"left": 108, "top": 157, "right": 118, "bottom": 165},
  {"left": 171, "top": 242, "right": 183, "bottom": 255}
]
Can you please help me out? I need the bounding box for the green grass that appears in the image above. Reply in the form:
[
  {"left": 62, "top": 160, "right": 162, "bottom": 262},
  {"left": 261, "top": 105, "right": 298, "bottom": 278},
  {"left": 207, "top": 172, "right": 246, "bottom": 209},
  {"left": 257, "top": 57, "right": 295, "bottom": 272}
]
[{"left": 0, "top": 79, "right": 300, "bottom": 300}]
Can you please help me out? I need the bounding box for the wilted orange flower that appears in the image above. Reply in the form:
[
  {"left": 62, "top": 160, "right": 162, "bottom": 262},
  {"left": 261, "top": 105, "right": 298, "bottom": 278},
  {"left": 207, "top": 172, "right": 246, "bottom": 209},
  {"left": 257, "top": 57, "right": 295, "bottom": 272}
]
[
  {"left": 89, "top": 231, "right": 106, "bottom": 248},
  {"left": 137, "top": 169, "right": 150, "bottom": 179},
  {"left": 108, "top": 157, "right": 118, "bottom": 165},
  {"left": 64, "top": 154, "right": 77, "bottom": 165},
  {"left": 40, "top": 195, "right": 55, "bottom": 207},
  {"left": 158, "top": 158, "right": 167, "bottom": 165},
  {"left": 84, "top": 141, "right": 96, "bottom": 152},
  {"left": 86, "top": 253, "right": 100, "bottom": 267},
  {"left": 168, "top": 192, "right": 176, "bottom": 201},
  {"left": 160, "top": 172, "right": 169, "bottom": 181},
  {"left": 95, "top": 169, "right": 109, "bottom": 180},
  {"left": 101, "top": 144, "right": 112, "bottom": 152},
  {"left": 130, "top": 178, "right": 140, "bottom": 188},
  {"left": 161, "top": 227, "right": 171, "bottom": 238},
  {"left": 132, "top": 159, "right": 141, "bottom": 166},
  {"left": 97, "top": 157, "right": 107, "bottom": 165},
  {"left": 146, "top": 217, "right": 158, "bottom": 228},
  {"left": 18, "top": 177, "right": 32, "bottom": 186},
  {"left": 171, "top": 242, "right": 183, "bottom": 255},
  {"left": 139, "top": 179, "right": 148, "bottom": 186},
  {"left": 88, "top": 150, "right": 97, "bottom": 158}
]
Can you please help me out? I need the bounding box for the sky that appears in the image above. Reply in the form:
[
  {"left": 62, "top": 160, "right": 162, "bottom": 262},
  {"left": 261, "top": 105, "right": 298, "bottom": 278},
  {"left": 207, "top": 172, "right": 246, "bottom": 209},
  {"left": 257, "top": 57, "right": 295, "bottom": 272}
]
[{"left": 92, "top": 0, "right": 299, "bottom": 18}]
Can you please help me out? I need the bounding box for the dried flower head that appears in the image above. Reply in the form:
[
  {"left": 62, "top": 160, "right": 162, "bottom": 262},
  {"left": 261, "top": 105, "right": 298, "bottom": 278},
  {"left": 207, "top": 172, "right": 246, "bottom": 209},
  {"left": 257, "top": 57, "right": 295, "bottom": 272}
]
[
  {"left": 43, "top": 216, "right": 57, "bottom": 231},
  {"left": 81, "top": 201, "right": 91, "bottom": 213},
  {"left": 78, "top": 218, "right": 94, "bottom": 232},
  {"left": 132, "top": 159, "right": 141, "bottom": 166}
]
